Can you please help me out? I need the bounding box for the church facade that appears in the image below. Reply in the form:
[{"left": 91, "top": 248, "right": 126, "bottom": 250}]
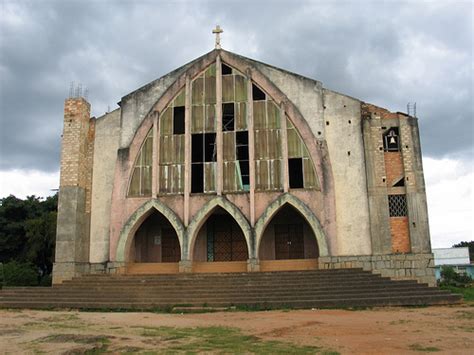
[{"left": 53, "top": 47, "right": 435, "bottom": 286}]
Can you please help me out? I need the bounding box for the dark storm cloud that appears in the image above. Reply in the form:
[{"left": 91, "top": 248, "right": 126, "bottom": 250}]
[{"left": 0, "top": 0, "right": 472, "bottom": 172}]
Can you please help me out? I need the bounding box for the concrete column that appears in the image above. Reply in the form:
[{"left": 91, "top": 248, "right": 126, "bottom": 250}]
[
  {"left": 247, "top": 70, "right": 256, "bottom": 227},
  {"left": 216, "top": 56, "right": 223, "bottom": 195},
  {"left": 400, "top": 116, "right": 431, "bottom": 253},
  {"left": 280, "top": 103, "right": 289, "bottom": 193},
  {"left": 152, "top": 111, "right": 159, "bottom": 196},
  {"left": 184, "top": 76, "right": 191, "bottom": 227},
  {"left": 362, "top": 114, "right": 391, "bottom": 254}
]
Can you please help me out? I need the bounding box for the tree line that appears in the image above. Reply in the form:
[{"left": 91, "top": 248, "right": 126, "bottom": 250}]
[{"left": 0, "top": 194, "right": 57, "bottom": 286}]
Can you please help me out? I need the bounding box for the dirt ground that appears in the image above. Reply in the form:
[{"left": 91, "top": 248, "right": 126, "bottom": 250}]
[{"left": 0, "top": 304, "right": 473, "bottom": 354}]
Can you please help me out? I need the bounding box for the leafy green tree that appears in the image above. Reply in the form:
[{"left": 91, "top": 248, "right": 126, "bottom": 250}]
[
  {"left": 0, "top": 194, "right": 57, "bottom": 285},
  {"left": 3, "top": 261, "right": 39, "bottom": 286}
]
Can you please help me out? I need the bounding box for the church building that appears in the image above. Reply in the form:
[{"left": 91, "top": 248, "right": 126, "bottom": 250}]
[{"left": 53, "top": 29, "right": 435, "bottom": 286}]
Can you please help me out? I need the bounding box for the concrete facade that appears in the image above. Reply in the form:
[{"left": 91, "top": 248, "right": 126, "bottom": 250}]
[{"left": 53, "top": 48, "right": 434, "bottom": 286}]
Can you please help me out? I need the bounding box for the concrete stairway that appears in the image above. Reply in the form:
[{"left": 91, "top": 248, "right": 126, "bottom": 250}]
[{"left": 0, "top": 269, "right": 462, "bottom": 310}]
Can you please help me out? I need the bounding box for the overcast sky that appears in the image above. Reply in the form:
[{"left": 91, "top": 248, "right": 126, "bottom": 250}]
[{"left": 0, "top": 0, "right": 472, "bottom": 247}]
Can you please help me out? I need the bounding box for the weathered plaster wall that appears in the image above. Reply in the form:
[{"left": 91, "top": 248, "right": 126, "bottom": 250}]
[
  {"left": 119, "top": 57, "right": 207, "bottom": 149},
  {"left": 253, "top": 64, "right": 325, "bottom": 139},
  {"left": 323, "top": 90, "right": 372, "bottom": 255},
  {"left": 89, "top": 109, "right": 121, "bottom": 263}
]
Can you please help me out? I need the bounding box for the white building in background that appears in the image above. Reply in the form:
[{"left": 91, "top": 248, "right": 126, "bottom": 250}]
[{"left": 433, "top": 247, "right": 473, "bottom": 280}]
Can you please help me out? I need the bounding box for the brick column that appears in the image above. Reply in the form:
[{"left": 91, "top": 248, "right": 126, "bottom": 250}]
[{"left": 53, "top": 97, "right": 94, "bottom": 284}]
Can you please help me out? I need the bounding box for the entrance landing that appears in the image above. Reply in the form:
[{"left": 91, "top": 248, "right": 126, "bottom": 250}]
[{"left": 125, "top": 259, "right": 319, "bottom": 274}]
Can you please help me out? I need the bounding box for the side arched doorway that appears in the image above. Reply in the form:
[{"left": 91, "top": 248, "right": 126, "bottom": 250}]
[
  {"left": 258, "top": 204, "right": 319, "bottom": 271},
  {"left": 128, "top": 210, "right": 181, "bottom": 274},
  {"left": 192, "top": 207, "right": 249, "bottom": 273}
]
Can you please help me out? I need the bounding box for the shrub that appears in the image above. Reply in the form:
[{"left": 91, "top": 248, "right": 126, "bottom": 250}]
[
  {"left": 39, "top": 274, "right": 52, "bottom": 286},
  {"left": 3, "top": 261, "right": 39, "bottom": 286},
  {"left": 439, "top": 265, "right": 472, "bottom": 287}
]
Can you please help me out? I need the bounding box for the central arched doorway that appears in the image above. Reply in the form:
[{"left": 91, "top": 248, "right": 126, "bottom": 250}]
[
  {"left": 128, "top": 210, "right": 181, "bottom": 274},
  {"left": 258, "top": 204, "right": 319, "bottom": 271},
  {"left": 192, "top": 207, "right": 249, "bottom": 272}
]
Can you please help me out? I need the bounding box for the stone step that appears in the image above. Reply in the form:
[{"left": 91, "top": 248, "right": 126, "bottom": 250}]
[
  {"left": 0, "top": 269, "right": 461, "bottom": 310},
  {"left": 1, "top": 287, "right": 447, "bottom": 301},
  {"left": 0, "top": 294, "right": 461, "bottom": 310},
  {"left": 67, "top": 269, "right": 374, "bottom": 281},
  {"left": 0, "top": 283, "right": 432, "bottom": 296},
  {"left": 59, "top": 274, "right": 401, "bottom": 285}
]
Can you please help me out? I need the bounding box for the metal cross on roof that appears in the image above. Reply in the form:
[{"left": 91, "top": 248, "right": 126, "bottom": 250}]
[{"left": 212, "top": 25, "right": 223, "bottom": 49}]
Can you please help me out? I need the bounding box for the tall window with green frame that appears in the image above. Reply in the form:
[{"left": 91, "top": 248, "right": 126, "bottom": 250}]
[
  {"left": 159, "top": 89, "right": 185, "bottom": 194},
  {"left": 222, "top": 63, "right": 249, "bottom": 192},
  {"left": 286, "top": 116, "right": 318, "bottom": 189},
  {"left": 253, "top": 83, "right": 282, "bottom": 191},
  {"left": 128, "top": 129, "right": 153, "bottom": 196},
  {"left": 191, "top": 64, "right": 217, "bottom": 193}
]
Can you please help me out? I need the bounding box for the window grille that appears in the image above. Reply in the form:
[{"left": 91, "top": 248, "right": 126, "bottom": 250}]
[{"left": 388, "top": 194, "right": 408, "bottom": 217}]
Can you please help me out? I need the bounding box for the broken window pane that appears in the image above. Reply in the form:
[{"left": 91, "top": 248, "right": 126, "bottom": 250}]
[
  {"left": 191, "top": 163, "right": 204, "bottom": 193},
  {"left": 173, "top": 106, "right": 185, "bottom": 134},
  {"left": 222, "top": 63, "right": 232, "bottom": 75},
  {"left": 222, "top": 103, "right": 235, "bottom": 131},
  {"left": 252, "top": 83, "right": 266, "bottom": 101},
  {"left": 289, "top": 158, "right": 304, "bottom": 188}
]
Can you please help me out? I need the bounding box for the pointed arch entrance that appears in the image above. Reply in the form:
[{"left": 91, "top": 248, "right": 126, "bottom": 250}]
[
  {"left": 126, "top": 209, "right": 182, "bottom": 274},
  {"left": 188, "top": 197, "right": 251, "bottom": 273},
  {"left": 256, "top": 194, "right": 328, "bottom": 271},
  {"left": 116, "top": 199, "right": 184, "bottom": 274},
  {"left": 131, "top": 210, "right": 181, "bottom": 263}
]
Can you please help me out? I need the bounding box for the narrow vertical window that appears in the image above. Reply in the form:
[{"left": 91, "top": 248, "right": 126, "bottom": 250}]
[
  {"left": 158, "top": 89, "right": 185, "bottom": 194},
  {"left": 286, "top": 117, "right": 318, "bottom": 189},
  {"left": 128, "top": 129, "right": 153, "bottom": 196}
]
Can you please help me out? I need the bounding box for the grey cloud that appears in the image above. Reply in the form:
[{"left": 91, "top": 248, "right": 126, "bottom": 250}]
[{"left": 0, "top": 0, "right": 472, "bottom": 172}]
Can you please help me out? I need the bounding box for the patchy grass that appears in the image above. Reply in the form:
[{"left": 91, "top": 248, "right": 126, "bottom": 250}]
[
  {"left": 455, "top": 309, "right": 474, "bottom": 320},
  {"left": 440, "top": 285, "right": 474, "bottom": 301},
  {"left": 389, "top": 319, "right": 413, "bottom": 325},
  {"left": 135, "top": 326, "right": 338, "bottom": 354},
  {"left": 409, "top": 343, "right": 441, "bottom": 352},
  {"left": 37, "top": 334, "right": 111, "bottom": 354}
]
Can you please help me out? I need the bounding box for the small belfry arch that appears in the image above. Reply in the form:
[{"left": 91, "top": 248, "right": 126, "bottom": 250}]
[
  {"left": 187, "top": 196, "right": 253, "bottom": 260},
  {"left": 116, "top": 199, "right": 185, "bottom": 263},
  {"left": 255, "top": 194, "right": 329, "bottom": 257}
]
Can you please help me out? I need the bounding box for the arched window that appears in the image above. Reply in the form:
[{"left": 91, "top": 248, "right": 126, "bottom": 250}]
[
  {"left": 128, "top": 60, "right": 319, "bottom": 197},
  {"left": 128, "top": 129, "right": 152, "bottom": 196}
]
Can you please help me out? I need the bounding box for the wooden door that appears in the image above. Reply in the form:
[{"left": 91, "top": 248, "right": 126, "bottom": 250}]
[
  {"left": 161, "top": 228, "right": 181, "bottom": 262},
  {"left": 208, "top": 215, "right": 248, "bottom": 261},
  {"left": 274, "top": 224, "right": 304, "bottom": 259}
]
